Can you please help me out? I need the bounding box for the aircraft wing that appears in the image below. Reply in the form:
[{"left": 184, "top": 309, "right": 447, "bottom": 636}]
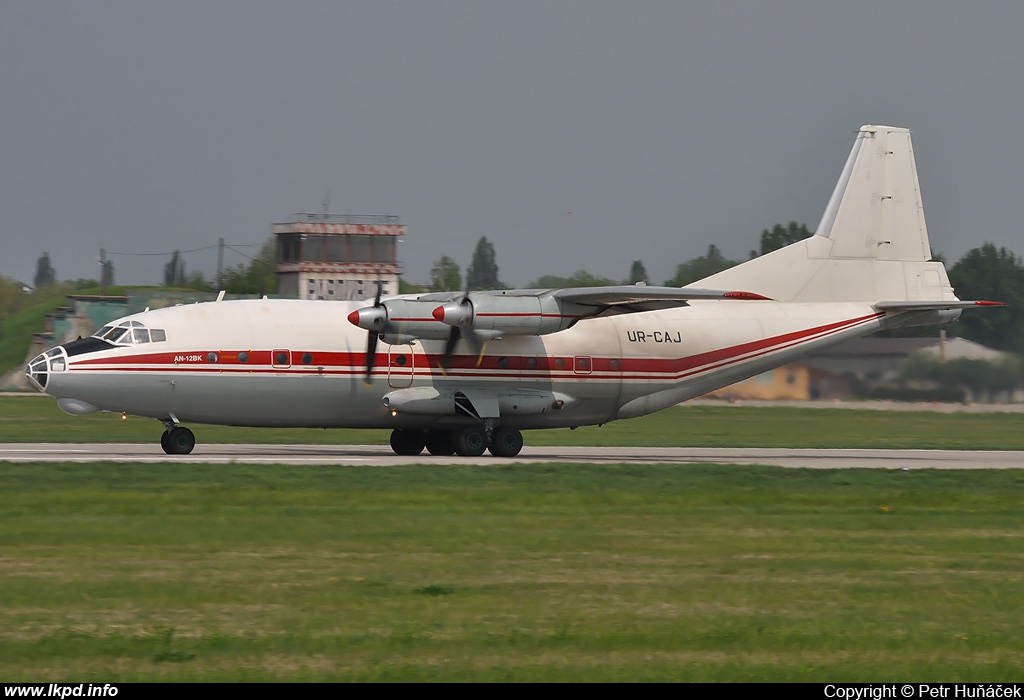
[
  {"left": 550, "top": 285, "right": 770, "bottom": 308},
  {"left": 402, "top": 284, "right": 767, "bottom": 302},
  {"left": 463, "top": 285, "right": 772, "bottom": 314},
  {"left": 356, "top": 284, "right": 774, "bottom": 346}
]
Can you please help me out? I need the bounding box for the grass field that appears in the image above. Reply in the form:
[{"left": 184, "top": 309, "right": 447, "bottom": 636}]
[
  {"left": 2, "top": 398, "right": 1023, "bottom": 680},
  {"left": 0, "top": 463, "right": 1022, "bottom": 681},
  {"left": 3, "top": 394, "right": 1024, "bottom": 449}
]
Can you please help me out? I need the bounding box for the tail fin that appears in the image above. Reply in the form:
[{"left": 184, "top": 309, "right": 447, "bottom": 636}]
[{"left": 692, "top": 125, "right": 958, "bottom": 304}]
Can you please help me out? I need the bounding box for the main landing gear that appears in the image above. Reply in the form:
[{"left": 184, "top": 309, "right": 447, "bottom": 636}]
[
  {"left": 390, "top": 425, "right": 524, "bottom": 458},
  {"left": 160, "top": 425, "right": 195, "bottom": 455},
  {"left": 154, "top": 424, "right": 522, "bottom": 458}
]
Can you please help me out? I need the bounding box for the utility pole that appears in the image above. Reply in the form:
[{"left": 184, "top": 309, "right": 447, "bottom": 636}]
[
  {"left": 216, "top": 237, "right": 224, "bottom": 291},
  {"left": 99, "top": 248, "right": 106, "bottom": 296}
]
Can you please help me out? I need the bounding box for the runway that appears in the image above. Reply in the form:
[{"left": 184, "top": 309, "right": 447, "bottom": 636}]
[{"left": 1, "top": 443, "right": 1022, "bottom": 468}]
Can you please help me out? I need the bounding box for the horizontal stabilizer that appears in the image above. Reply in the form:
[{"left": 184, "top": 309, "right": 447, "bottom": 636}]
[{"left": 874, "top": 300, "right": 1004, "bottom": 312}]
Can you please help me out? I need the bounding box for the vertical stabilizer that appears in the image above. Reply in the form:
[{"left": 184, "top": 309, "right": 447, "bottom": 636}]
[
  {"left": 691, "top": 125, "right": 954, "bottom": 303},
  {"left": 815, "top": 125, "right": 931, "bottom": 262}
]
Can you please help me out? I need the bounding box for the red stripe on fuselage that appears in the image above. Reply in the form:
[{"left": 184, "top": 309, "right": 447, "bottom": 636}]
[{"left": 67, "top": 312, "right": 881, "bottom": 380}]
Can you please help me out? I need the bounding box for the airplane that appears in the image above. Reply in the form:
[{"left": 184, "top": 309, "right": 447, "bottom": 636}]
[{"left": 25, "top": 125, "right": 1002, "bottom": 458}]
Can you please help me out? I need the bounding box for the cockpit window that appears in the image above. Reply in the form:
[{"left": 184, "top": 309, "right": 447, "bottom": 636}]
[
  {"left": 93, "top": 321, "right": 166, "bottom": 346},
  {"left": 105, "top": 327, "right": 132, "bottom": 344},
  {"left": 97, "top": 325, "right": 122, "bottom": 342}
]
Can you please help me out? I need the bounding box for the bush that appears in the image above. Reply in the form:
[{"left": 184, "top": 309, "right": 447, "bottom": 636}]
[{"left": 864, "top": 385, "right": 965, "bottom": 403}]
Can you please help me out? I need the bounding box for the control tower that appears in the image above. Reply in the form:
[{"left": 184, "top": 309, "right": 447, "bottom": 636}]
[{"left": 273, "top": 213, "right": 405, "bottom": 300}]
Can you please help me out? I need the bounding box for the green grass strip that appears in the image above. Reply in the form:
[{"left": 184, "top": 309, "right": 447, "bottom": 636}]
[{"left": 0, "top": 462, "right": 1022, "bottom": 681}]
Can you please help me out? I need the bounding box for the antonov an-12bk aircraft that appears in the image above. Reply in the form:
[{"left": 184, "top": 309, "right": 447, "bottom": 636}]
[{"left": 27, "top": 125, "right": 1000, "bottom": 457}]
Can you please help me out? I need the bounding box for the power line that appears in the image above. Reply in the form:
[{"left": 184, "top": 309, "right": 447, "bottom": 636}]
[
  {"left": 105, "top": 244, "right": 219, "bottom": 257},
  {"left": 106, "top": 243, "right": 258, "bottom": 257},
  {"left": 223, "top": 244, "right": 263, "bottom": 262}
]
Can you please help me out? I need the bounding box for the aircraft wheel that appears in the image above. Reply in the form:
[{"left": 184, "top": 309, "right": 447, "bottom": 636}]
[
  {"left": 165, "top": 426, "right": 195, "bottom": 455},
  {"left": 488, "top": 427, "right": 524, "bottom": 458},
  {"left": 160, "top": 430, "right": 172, "bottom": 454},
  {"left": 390, "top": 429, "right": 426, "bottom": 456},
  {"left": 454, "top": 426, "right": 487, "bottom": 457},
  {"left": 425, "top": 430, "right": 456, "bottom": 456}
]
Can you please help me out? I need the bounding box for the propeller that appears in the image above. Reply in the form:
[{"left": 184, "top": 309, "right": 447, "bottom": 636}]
[
  {"left": 433, "top": 287, "right": 485, "bottom": 369},
  {"left": 346, "top": 282, "right": 386, "bottom": 383}
]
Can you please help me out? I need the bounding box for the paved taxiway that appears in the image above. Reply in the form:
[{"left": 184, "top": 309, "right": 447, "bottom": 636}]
[{"left": 1, "top": 443, "right": 1022, "bottom": 468}]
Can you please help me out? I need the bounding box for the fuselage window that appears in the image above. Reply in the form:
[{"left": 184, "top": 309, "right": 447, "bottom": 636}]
[
  {"left": 208, "top": 352, "right": 218, "bottom": 363},
  {"left": 301, "top": 352, "right": 313, "bottom": 365},
  {"left": 151, "top": 329, "right": 166, "bottom": 342},
  {"left": 274, "top": 351, "right": 290, "bottom": 366},
  {"left": 133, "top": 328, "right": 150, "bottom": 344},
  {"left": 238, "top": 351, "right": 249, "bottom": 363}
]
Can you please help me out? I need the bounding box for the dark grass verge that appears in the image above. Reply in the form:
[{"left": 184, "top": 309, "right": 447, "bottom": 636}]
[{"left": 3, "top": 397, "right": 1024, "bottom": 449}]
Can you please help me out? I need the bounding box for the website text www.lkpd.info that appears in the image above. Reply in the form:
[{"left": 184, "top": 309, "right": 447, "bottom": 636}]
[{"left": 5, "top": 686, "right": 117, "bottom": 698}]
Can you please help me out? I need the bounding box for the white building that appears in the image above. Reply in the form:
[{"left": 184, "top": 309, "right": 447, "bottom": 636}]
[{"left": 273, "top": 214, "right": 405, "bottom": 300}]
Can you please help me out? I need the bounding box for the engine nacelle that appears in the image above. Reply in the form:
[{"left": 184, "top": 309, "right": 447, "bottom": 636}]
[
  {"left": 348, "top": 299, "right": 452, "bottom": 341},
  {"left": 434, "top": 294, "right": 575, "bottom": 336}
]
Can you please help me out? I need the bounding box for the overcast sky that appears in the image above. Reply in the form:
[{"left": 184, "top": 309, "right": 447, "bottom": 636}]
[{"left": 3, "top": 1, "right": 1022, "bottom": 289}]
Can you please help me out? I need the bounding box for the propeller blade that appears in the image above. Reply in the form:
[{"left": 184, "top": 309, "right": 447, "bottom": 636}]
[
  {"left": 365, "top": 332, "right": 379, "bottom": 383},
  {"left": 463, "top": 327, "right": 486, "bottom": 367},
  {"left": 437, "top": 286, "right": 485, "bottom": 369},
  {"left": 360, "top": 282, "right": 385, "bottom": 384},
  {"left": 440, "top": 327, "right": 460, "bottom": 370}
]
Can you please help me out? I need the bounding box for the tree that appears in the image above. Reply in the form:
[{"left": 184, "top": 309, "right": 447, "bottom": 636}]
[
  {"left": 34, "top": 252, "right": 56, "bottom": 289},
  {"left": 429, "top": 255, "right": 462, "bottom": 292},
  {"left": 222, "top": 238, "right": 277, "bottom": 295},
  {"left": 0, "top": 275, "right": 28, "bottom": 322},
  {"left": 398, "top": 278, "right": 427, "bottom": 294},
  {"left": 185, "top": 270, "right": 212, "bottom": 292},
  {"left": 753, "top": 222, "right": 811, "bottom": 258},
  {"left": 901, "top": 353, "right": 1024, "bottom": 403},
  {"left": 466, "top": 237, "right": 502, "bottom": 289},
  {"left": 664, "top": 244, "right": 737, "bottom": 287},
  {"left": 164, "top": 251, "right": 186, "bottom": 287},
  {"left": 947, "top": 242, "right": 1024, "bottom": 353},
  {"left": 529, "top": 270, "right": 618, "bottom": 288},
  {"left": 628, "top": 260, "right": 648, "bottom": 284}
]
